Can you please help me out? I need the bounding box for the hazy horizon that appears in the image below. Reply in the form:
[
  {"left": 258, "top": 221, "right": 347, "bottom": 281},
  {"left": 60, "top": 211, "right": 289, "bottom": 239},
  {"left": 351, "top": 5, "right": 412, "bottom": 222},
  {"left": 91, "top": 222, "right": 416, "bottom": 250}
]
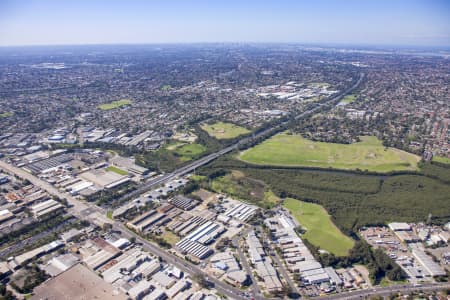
[{"left": 1, "top": 0, "right": 449, "bottom": 47}]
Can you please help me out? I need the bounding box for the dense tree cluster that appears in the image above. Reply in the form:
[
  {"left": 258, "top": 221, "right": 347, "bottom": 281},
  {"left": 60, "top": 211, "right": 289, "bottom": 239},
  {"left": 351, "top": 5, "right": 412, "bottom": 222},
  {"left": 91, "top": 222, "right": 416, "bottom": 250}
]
[{"left": 200, "top": 158, "right": 450, "bottom": 234}]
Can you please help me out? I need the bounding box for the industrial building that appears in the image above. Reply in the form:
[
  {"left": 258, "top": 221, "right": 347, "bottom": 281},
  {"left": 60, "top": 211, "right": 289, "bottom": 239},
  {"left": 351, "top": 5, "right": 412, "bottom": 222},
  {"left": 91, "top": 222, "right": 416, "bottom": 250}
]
[
  {"left": 79, "top": 168, "right": 130, "bottom": 189},
  {"left": 43, "top": 253, "right": 79, "bottom": 277},
  {"left": 223, "top": 202, "right": 257, "bottom": 222},
  {"left": 126, "top": 210, "right": 168, "bottom": 233},
  {"left": 183, "top": 221, "right": 225, "bottom": 245},
  {"left": 102, "top": 249, "right": 153, "bottom": 283},
  {"left": 128, "top": 279, "right": 153, "bottom": 299},
  {"left": 246, "top": 230, "right": 265, "bottom": 264},
  {"left": 13, "top": 240, "right": 65, "bottom": 266},
  {"left": 175, "top": 239, "right": 213, "bottom": 260},
  {"left": 66, "top": 180, "right": 94, "bottom": 195},
  {"left": 30, "top": 199, "right": 64, "bottom": 218},
  {"left": 255, "top": 260, "right": 283, "bottom": 293},
  {"left": 84, "top": 248, "right": 121, "bottom": 271},
  {"left": 225, "top": 270, "right": 248, "bottom": 287},
  {"left": 0, "top": 174, "right": 9, "bottom": 184},
  {"left": 24, "top": 153, "right": 73, "bottom": 174},
  {"left": 388, "top": 222, "right": 412, "bottom": 231},
  {"left": 0, "top": 209, "right": 14, "bottom": 224},
  {"left": 265, "top": 215, "right": 332, "bottom": 285},
  {"left": 325, "top": 267, "right": 343, "bottom": 286},
  {"left": 165, "top": 279, "right": 190, "bottom": 298},
  {"left": 143, "top": 287, "right": 167, "bottom": 300},
  {"left": 169, "top": 195, "right": 199, "bottom": 211}
]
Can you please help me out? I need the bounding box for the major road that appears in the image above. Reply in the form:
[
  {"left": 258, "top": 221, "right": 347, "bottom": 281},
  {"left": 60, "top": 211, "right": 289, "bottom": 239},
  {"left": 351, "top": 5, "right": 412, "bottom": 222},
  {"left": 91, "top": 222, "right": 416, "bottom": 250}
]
[
  {"left": 119, "top": 72, "right": 365, "bottom": 202},
  {"left": 0, "top": 160, "right": 248, "bottom": 300},
  {"left": 0, "top": 72, "right": 368, "bottom": 300}
]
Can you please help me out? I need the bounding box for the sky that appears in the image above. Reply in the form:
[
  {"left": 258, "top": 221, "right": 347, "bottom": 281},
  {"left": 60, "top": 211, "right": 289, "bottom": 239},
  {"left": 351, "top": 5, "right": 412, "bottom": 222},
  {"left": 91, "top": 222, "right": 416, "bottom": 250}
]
[{"left": 0, "top": 0, "right": 449, "bottom": 47}]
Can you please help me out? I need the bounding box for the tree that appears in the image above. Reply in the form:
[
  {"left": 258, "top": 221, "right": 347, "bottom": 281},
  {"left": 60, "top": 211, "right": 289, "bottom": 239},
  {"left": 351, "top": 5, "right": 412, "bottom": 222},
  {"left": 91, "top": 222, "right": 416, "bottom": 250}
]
[
  {"left": 387, "top": 265, "right": 406, "bottom": 281},
  {"left": 192, "top": 273, "right": 210, "bottom": 288},
  {"left": 102, "top": 223, "right": 113, "bottom": 231}
]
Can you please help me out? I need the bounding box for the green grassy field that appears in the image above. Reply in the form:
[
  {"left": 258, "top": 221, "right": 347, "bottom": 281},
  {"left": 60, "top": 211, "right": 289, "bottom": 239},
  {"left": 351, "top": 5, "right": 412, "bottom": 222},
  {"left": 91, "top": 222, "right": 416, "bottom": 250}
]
[
  {"left": 161, "top": 230, "right": 180, "bottom": 245},
  {"left": 340, "top": 94, "right": 357, "bottom": 104},
  {"left": 173, "top": 143, "right": 206, "bottom": 161},
  {"left": 432, "top": 155, "right": 450, "bottom": 165},
  {"left": 106, "top": 166, "right": 129, "bottom": 175},
  {"left": 283, "top": 198, "right": 354, "bottom": 256},
  {"left": 98, "top": 99, "right": 132, "bottom": 110},
  {"left": 240, "top": 134, "right": 420, "bottom": 172},
  {"left": 201, "top": 121, "right": 250, "bottom": 139},
  {"left": 0, "top": 112, "right": 13, "bottom": 118},
  {"left": 164, "top": 141, "right": 186, "bottom": 151},
  {"left": 209, "top": 170, "right": 280, "bottom": 209}
]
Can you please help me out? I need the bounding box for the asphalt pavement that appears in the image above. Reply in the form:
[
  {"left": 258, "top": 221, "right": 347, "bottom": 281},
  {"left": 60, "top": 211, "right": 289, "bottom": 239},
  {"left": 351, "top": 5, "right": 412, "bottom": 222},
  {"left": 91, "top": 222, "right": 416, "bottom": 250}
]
[
  {"left": 0, "top": 72, "right": 370, "bottom": 300},
  {"left": 232, "top": 227, "right": 264, "bottom": 300},
  {"left": 117, "top": 72, "right": 366, "bottom": 203}
]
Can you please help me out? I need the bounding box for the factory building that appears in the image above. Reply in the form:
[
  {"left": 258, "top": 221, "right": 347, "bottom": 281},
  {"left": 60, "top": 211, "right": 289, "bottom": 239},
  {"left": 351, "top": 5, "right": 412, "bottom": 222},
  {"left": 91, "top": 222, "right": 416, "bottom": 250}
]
[
  {"left": 30, "top": 199, "right": 64, "bottom": 218},
  {"left": 223, "top": 203, "right": 257, "bottom": 222},
  {"left": 0, "top": 174, "right": 9, "bottom": 184},
  {"left": 175, "top": 239, "right": 213, "bottom": 260},
  {"left": 127, "top": 210, "right": 166, "bottom": 233},
  {"left": 169, "top": 195, "right": 199, "bottom": 211}
]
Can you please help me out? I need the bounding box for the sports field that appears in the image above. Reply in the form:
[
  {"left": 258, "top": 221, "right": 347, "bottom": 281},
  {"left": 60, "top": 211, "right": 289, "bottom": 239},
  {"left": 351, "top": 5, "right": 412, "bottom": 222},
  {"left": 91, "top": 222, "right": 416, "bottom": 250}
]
[
  {"left": 201, "top": 121, "right": 250, "bottom": 139},
  {"left": 97, "top": 99, "right": 132, "bottom": 110},
  {"left": 283, "top": 198, "right": 354, "bottom": 256},
  {"left": 240, "top": 134, "right": 420, "bottom": 172},
  {"left": 339, "top": 94, "right": 357, "bottom": 104},
  {"left": 173, "top": 143, "right": 206, "bottom": 161}
]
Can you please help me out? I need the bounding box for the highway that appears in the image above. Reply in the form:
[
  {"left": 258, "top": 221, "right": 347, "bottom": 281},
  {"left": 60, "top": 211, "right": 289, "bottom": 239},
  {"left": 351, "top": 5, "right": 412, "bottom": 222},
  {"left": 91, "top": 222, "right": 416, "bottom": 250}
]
[
  {"left": 0, "top": 72, "right": 366, "bottom": 300},
  {"left": 316, "top": 282, "right": 450, "bottom": 299},
  {"left": 118, "top": 72, "right": 365, "bottom": 202}
]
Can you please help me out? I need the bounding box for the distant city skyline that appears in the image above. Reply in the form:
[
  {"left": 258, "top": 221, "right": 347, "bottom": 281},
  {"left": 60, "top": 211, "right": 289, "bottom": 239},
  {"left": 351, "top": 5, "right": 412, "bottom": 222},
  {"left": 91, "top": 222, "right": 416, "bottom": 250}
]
[{"left": 0, "top": 0, "right": 449, "bottom": 47}]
